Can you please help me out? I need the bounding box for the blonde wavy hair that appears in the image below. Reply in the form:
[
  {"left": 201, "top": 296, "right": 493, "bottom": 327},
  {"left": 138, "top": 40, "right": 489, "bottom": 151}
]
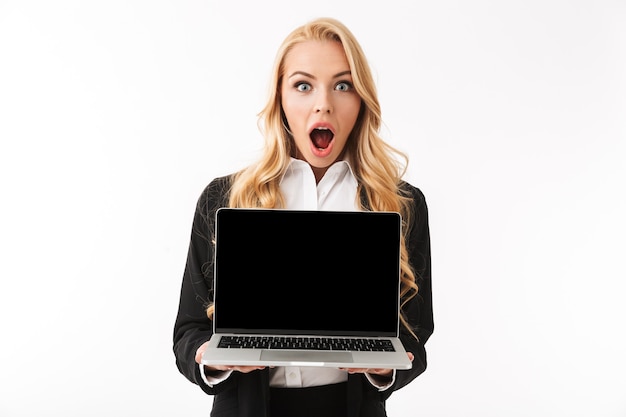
[{"left": 209, "top": 17, "right": 419, "bottom": 338}]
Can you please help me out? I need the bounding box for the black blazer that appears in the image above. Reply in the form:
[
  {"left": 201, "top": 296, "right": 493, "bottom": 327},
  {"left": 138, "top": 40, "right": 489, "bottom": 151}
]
[{"left": 173, "top": 175, "right": 433, "bottom": 417}]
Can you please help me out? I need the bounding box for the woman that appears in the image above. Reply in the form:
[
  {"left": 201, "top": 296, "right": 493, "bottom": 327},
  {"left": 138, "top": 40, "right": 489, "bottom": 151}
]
[{"left": 173, "top": 17, "right": 433, "bottom": 417}]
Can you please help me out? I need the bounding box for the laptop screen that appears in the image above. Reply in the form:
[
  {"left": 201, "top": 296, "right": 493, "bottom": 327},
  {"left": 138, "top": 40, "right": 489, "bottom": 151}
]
[{"left": 213, "top": 208, "right": 402, "bottom": 337}]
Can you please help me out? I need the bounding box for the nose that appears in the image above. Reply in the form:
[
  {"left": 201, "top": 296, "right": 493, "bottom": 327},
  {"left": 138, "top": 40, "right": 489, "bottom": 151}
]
[
  {"left": 314, "top": 91, "right": 332, "bottom": 114},
  {"left": 315, "top": 105, "right": 331, "bottom": 113}
]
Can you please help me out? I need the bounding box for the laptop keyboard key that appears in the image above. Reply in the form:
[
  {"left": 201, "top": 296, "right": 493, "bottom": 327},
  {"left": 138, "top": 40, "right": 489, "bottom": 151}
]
[{"left": 218, "top": 336, "right": 395, "bottom": 352}]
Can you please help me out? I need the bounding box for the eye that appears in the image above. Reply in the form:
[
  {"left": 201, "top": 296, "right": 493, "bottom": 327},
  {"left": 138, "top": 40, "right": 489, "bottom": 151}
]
[
  {"left": 295, "top": 82, "right": 311, "bottom": 92},
  {"left": 335, "top": 81, "right": 353, "bottom": 92}
]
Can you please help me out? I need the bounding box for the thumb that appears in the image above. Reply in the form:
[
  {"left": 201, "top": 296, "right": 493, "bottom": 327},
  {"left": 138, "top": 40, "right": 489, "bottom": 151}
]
[{"left": 195, "top": 341, "right": 210, "bottom": 364}]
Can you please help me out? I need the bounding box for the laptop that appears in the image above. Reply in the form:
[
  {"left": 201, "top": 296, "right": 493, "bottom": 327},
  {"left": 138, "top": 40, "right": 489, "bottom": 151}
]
[{"left": 201, "top": 208, "right": 412, "bottom": 369}]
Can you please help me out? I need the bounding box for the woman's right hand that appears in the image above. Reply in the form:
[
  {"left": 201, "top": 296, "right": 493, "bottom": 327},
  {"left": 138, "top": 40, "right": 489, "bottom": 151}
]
[{"left": 195, "top": 341, "right": 266, "bottom": 374}]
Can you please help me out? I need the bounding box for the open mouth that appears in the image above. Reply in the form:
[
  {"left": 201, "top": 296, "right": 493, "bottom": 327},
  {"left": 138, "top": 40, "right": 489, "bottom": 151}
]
[{"left": 310, "top": 127, "right": 334, "bottom": 150}]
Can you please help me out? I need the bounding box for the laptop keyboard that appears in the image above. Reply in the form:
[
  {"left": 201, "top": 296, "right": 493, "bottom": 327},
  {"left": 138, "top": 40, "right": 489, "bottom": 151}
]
[{"left": 217, "top": 336, "right": 396, "bottom": 352}]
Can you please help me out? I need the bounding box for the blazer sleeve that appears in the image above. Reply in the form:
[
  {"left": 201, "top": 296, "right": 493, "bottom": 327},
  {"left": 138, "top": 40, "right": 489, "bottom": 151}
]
[
  {"left": 173, "top": 176, "right": 233, "bottom": 395},
  {"left": 382, "top": 182, "right": 434, "bottom": 398}
]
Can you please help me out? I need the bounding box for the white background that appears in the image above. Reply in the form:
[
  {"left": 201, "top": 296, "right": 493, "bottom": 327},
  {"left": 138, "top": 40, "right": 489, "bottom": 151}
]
[{"left": 1, "top": 1, "right": 625, "bottom": 415}]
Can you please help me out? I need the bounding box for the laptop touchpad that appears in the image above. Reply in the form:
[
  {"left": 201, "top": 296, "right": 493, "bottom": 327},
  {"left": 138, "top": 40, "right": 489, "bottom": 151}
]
[{"left": 261, "top": 350, "right": 353, "bottom": 363}]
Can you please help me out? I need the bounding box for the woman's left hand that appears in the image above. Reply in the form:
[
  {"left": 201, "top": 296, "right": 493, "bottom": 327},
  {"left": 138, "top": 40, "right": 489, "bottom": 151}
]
[{"left": 341, "top": 352, "right": 414, "bottom": 377}]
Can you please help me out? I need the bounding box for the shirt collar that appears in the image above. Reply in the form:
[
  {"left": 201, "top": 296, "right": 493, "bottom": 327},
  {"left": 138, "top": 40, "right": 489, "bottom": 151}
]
[{"left": 281, "top": 157, "right": 358, "bottom": 186}]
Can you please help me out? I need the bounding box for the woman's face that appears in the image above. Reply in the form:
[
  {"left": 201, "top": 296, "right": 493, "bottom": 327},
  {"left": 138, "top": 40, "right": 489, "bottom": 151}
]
[{"left": 281, "top": 40, "right": 361, "bottom": 181}]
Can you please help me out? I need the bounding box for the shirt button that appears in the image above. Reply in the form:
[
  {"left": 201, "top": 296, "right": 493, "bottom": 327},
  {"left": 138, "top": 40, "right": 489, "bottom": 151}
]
[{"left": 288, "top": 372, "right": 297, "bottom": 379}]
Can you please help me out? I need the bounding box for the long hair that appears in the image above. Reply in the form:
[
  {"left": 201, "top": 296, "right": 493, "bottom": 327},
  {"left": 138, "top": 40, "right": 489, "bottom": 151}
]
[{"left": 209, "top": 17, "right": 419, "bottom": 339}]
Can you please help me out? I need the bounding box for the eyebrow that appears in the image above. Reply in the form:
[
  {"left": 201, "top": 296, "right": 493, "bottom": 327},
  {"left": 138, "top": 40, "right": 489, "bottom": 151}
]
[{"left": 287, "top": 70, "right": 352, "bottom": 80}]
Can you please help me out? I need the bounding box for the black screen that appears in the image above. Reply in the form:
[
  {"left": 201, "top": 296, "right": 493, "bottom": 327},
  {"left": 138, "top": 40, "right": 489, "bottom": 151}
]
[{"left": 214, "top": 209, "right": 401, "bottom": 337}]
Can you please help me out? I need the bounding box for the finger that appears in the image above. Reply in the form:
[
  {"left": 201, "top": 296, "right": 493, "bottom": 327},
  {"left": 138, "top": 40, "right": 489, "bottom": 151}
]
[
  {"left": 236, "top": 366, "right": 266, "bottom": 374},
  {"left": 213, "top": 365, "right": 234, "bottom": 372},
  {"left": 343, "top": 368, "right": 368, "bottom": 374},
  {"left": 369, "top": 368, "right": 393, "bottom": 376},
  {"left": 194, "top": 341, "right": 211, "bottom": 364}
]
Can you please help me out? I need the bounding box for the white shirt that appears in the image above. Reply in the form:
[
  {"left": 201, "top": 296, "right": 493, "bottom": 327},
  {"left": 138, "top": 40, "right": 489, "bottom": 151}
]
[
  {"left": 200, "top": 158, "right": 394, "bottom": 390},
  {"left": 280, "top": 158, "right": 359, "bottom": 212}
]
